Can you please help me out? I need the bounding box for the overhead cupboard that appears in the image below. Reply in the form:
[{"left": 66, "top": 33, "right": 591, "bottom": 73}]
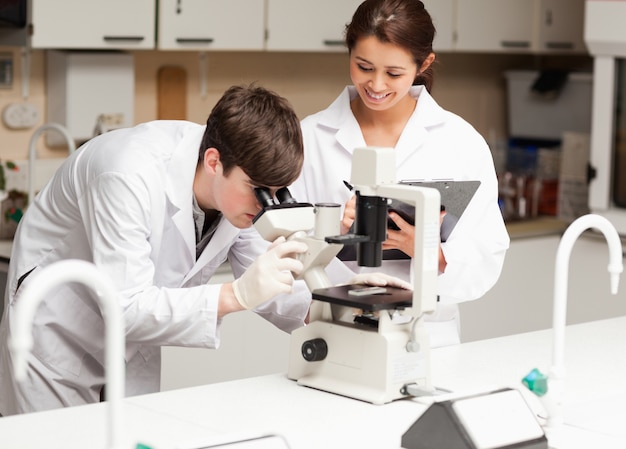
[
  {"left": 157, "top": 0, "right": 265, "bottom": 51},
  {"left": 30, "top": 0, "right": 156, "bottom": 50},
  {"left": 265, "top": 0, "right": 363, "bottom": 52},
  {"left": 26, "top": 0, "right": 587, "bottom": 54},
  {"left": 438, "top": 0, "right": 587, "bottom": 53}
]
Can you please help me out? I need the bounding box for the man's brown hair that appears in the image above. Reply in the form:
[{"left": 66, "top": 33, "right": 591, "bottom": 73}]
[{"left": 199, "top": 84, "right": 304, "bottom": 188}]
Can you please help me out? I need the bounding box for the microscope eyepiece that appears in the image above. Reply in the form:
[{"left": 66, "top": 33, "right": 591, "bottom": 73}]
[
  {"left": 276, "top": 187, "right": 297, "bottom": 204},
  {"left": 254, "top": 187, "right": 275, "bottom": 208}
]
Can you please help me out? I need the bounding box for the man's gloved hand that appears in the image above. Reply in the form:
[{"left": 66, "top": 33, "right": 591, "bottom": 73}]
[
  {"left": 232, "top": 236, "right": 308, "bottom": 310},
  {"left": 349, "top": 273, "right": 413, "bottom": 291}
]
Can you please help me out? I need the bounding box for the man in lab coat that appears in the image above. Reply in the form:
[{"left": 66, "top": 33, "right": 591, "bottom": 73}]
[{"left": 0, "top": 84, "right": 374, "bottom": 415}]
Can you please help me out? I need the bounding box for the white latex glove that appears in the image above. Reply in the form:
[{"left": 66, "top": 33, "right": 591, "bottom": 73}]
[
  {"left": 232, "top": 236, "right": 308, "bottom": 309},
  {"left": 348, "top": 272, "right": 413, "bottom": 291}
]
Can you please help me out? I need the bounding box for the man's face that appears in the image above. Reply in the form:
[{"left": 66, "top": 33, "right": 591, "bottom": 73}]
[
  {"left": 212, "top": 165, "right": 283, "bottom": 229},
  {"left": 196, "top": 147, "right": 285, "bottom": 229}
]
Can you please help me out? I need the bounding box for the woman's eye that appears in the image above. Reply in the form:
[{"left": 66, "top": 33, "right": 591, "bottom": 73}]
[
  {"left": 387, "top": 72, "right": 402, "bottom": 78},
  {"left": 358, "top": 64, "right": 373, "bottom": 72}
]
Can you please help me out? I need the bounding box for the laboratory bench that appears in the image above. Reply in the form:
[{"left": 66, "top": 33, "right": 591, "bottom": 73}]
[
  {"left": 505, "top": 216, "right": 569, "bottom": 240},
  {"left": 157, "top": 219, "right": 626, "bottom": 392},
  {"left": 0, "top": 317, "right": 624, "bottom": 448}
]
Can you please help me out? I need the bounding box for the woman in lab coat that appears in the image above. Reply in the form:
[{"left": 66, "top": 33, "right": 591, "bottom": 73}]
[
  {"left": 0, "top": 85, "right": 316, "bottom": 415},
  {"left": 289, "top": 0, "right": 510, "bottom": 347}
]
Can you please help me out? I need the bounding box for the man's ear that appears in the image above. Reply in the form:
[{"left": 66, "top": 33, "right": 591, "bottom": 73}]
[{"left": 203, "top": 147, "right": 221, "bottom": 175}]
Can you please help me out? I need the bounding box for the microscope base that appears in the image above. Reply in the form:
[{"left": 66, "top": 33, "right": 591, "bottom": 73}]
[{"left": 287, "top": 319, "right": 431, "bottom": 405}]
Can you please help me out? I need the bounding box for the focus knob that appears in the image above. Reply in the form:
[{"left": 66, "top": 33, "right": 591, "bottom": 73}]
[{"left": 301, "top": 338, "right": 328, "bottom": 362}]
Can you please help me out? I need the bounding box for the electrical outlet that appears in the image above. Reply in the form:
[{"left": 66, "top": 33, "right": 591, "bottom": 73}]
[
  {"left": 2, "top": 103, "right": 40, "bottom": 129},
  {"left": 4, "top": 161, "right": 28, "bottom": 193},
  {"left": 3, "top": 158, "right": 66, "bottom": 195},
  {"left": 0, "top": 52, "right": 12, "bottom": 89}
]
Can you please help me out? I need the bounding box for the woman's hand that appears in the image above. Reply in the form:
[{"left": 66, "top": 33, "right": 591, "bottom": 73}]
[
  {"left": 384, "top": 211, "right": 415, "bottom": 256},
  {"left": 386, "top": 210, "right": 448, "bottom": 273},
  {"left": 341, "top": 195, "right": 356, "bottom": 235}
]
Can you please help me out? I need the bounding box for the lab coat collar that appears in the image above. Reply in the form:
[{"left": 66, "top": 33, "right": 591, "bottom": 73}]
[
  {"left": 159, "top": 123, "right": 241, "bottom": 282},
  {"left": 394, "top": 86, "right": 447, "bottom": 165},
  {"left": 317, "top": 86, "right": 357, "bottom": 130},
  {"left": 318, "top": 87, "right": 365, "bottom": 155},
  {"left": 317, "top": 86, "right": 447, "bottom": 156},
  {"left": 165, "top": 125, "right": 206, "bottom": 261},
  {"left": 186, "top": 216, "right": 239, "bottom": 282},
  {"left": 165, "top": 124, "right": 205, "bottom": 210},
  {"left": 410, "top": 85, "right": 447, "bottom": 129}
]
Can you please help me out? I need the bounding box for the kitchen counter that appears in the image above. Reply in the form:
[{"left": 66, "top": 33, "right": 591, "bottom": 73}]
[
  {"left": 0, "top": 317, "right": 624, "bottom": 448},
  {"left": 505, "top": 216, "right": 569, "bottom": 239}
]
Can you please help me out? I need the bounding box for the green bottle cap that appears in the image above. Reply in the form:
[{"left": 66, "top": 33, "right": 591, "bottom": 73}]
[{"left": 522, "top": 367, "right": 548, "bottom": 397}]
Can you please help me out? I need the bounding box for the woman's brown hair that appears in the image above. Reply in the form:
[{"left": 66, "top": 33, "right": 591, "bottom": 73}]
[{"left": 345, "top": 0, "right": 436, "bottom": 91}]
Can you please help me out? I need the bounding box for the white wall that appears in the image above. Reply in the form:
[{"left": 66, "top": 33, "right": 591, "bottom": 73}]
[{"left": 460, "top": 233, "right": 626, "bottom": 342}]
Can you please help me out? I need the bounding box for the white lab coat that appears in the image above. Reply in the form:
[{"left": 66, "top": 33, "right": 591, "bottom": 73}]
[
  {"left": 289, "top": 86, "right": 510, "bottom": 347},
  {"left": 0, "top": 120, "right": 310, "bottom": 415}
]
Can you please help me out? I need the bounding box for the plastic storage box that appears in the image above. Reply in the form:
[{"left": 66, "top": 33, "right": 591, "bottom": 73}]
[{"left": 505, "top": 70, "right": 592, "bottom": 141}]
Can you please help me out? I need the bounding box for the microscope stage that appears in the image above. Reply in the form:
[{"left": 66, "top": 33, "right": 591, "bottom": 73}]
[{"left": 312, "top": 284, "right": 412, "bottom": 311}]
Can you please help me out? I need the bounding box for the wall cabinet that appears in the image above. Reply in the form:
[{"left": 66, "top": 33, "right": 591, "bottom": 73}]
[
  {"left": 266, "top": 0, "right": 362, "bottom": 52},
  {"left": 157, "top": 0, "right": 264, "bottom": 51},
  {"left": 422, "top": 0, "right": 455, "bottom": 52},
  {"left": 453, "top": 0, "right": 585, "bottom": 54},
  {"left": 27, "top": 0, "right": 585, "bottom": 54},
  {"left": 535, "top": 0, "right": 586, "bottom": 53},
  {"left": 455, "top": 0, "right": 534, "bottom": 53},
  {"left": 30, "top": 0, "right": 155, "bottom": 50}
]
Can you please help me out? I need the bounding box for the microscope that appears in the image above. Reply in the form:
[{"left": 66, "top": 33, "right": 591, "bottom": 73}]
[{"left": 253, "top": 147, "right": 441, "bottom": 404}]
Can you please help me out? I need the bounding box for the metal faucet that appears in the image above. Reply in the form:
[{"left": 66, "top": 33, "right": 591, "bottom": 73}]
[
  {"left": 27, "top": 123, "right": 76, "bottom": 205},
  {"left": 546, "top": 214, "right": 623, "bottom": 427},
  {"left": 9, "top": 260, "right": 125, "bottom": 449}
]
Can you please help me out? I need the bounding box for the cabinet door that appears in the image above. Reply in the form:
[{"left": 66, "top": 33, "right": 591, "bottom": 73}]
[
  {"left": 158, "top": 0, "right": 264, "bottom": 50},
  {"left": 536, "top": 0, "right": 586, "bottom": 53},
  {"left": 31, "top": 0, "right": 155, "bottom": 49},
  {"left": 455, "top": 0, "right": 534, "bottom": 52},
  {"left": 423, "top": 0, "right": 454, "bottom": 52},
  {"left": 266, "top": 0, "right": 362, "bottom": 52}
]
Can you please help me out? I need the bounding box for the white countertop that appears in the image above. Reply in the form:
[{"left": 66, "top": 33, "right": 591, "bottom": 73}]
[{"left": 1, "top": 317, "right": 625, "bottom": 448}]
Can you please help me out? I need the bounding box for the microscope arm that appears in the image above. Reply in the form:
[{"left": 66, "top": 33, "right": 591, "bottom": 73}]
[{"left": 371, "top": 184, "right": 440, "bottom": 317}]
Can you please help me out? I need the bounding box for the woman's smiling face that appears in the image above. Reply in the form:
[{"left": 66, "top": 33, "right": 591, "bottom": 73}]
[{"left": 349, "top": 35, "right": 419, "bottom": 112}]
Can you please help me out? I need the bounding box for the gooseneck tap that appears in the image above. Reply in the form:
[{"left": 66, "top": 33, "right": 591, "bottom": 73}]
[
  {"left": 9, "top": 260, "right": 125, "bottom": 449},
  {"left": 547, "top": 214, "right": 623, "bottom": 427},
  {"left": 28, "top": 123, "right": 76, "bottom": 205}
]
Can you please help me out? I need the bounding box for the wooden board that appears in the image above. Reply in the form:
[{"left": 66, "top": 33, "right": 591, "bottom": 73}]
[{"left": 157, "top": 66, "right": 187, "bottom": 120}]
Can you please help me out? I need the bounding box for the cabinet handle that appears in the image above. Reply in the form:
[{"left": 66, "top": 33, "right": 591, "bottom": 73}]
[
  {"left": 500, "top": 41, "right": 530, "bottom": 49},
  {"left": 176, "top": 38, "right": 215, "bottom": 44},
  {"left": 545, "top": 42, "right": 574, "bottom": 50},
  {"left": 545, "top": 9, "right": 553, "bottom": 26},
  {"left": 323, "top": 40, "right": 345, "bottom": 47},
  {"left": 103, "top": 36, "right": 145, "bottom": 42}
]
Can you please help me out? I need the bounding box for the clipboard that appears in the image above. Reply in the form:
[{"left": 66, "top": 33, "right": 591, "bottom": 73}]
[
  {"left": 336, "top": 180, "right": 480, "bottom": 261},
  {"left": 392, "top": 180, "right": 481, "bottom": 242}
]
